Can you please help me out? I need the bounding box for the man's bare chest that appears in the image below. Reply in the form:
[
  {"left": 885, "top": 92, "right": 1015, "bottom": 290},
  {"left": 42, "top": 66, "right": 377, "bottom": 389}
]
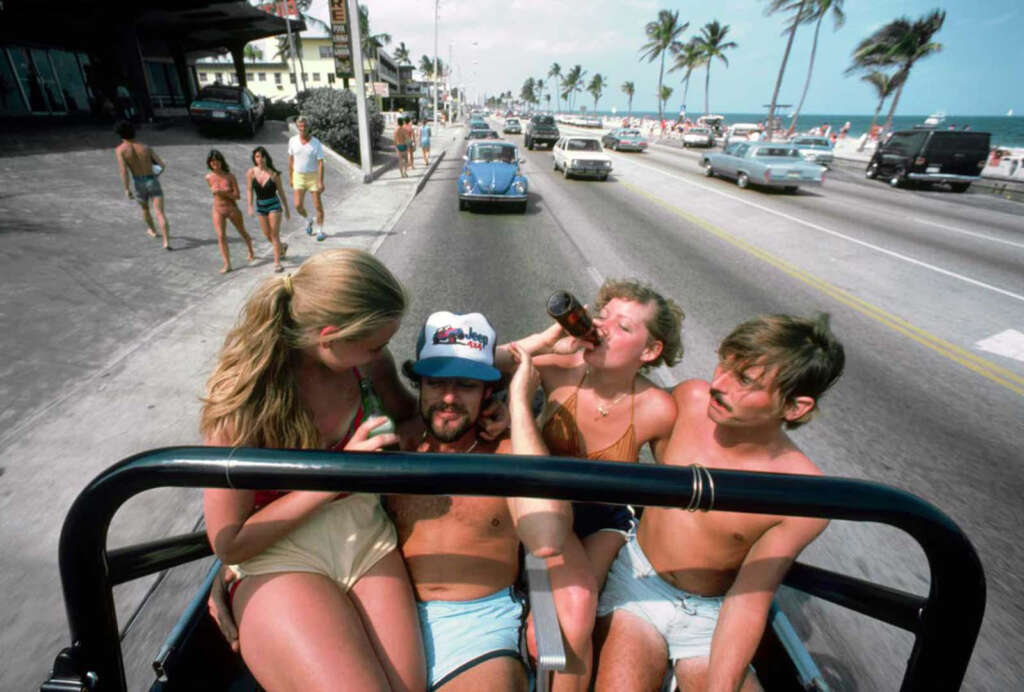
[{"left": 386, "top": 495, "right": 511, "bottom": 544}]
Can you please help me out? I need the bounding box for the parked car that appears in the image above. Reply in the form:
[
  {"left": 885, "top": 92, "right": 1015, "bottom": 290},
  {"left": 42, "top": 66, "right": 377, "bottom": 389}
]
[
  {"left": 503, "top": 118, "right": 522, "bottom": 134},
  {"left": 458, "top": 141, "right": 528, "bottom": 212},
  {"left": 524, "top": 114, "right": 560, "bottom": 150},
  {"left": 601, "top": 128, "right": 648, "bottom": 152},
  {"left": 790, "top": 136, "right": 835, "bottom": 167},
  {"left": 702, "top": 142, "right": 824, "bottom": 192},
  {"left": 189, "top": 85, "right": 265, "bottom": 136},
  {"left": 552, "top": 136, "right": 613, "bottom": 180},
  {"left": 865, "top": 129, "right": 991, "bottom": 192},
  {"left": 682, "top": 127, "right": 715, "bottom": 148}
]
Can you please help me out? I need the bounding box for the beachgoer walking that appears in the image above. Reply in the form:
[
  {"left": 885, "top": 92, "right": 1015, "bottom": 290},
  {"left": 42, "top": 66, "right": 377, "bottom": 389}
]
[
  {"left": 407, "top": 118, "right": 417, "bottom": 170},
  {"left": 245, "top": 146, "right": 290, "bottom": 273},
  {"left": 113, "top": 120, "right": 171, "bottom": 250},
  {"left": 205, "top": 149, "right": 254, "bottom": 274},
  {"left": 394, "top": 117, "right": 410, "bottom": 178},
  {"left": 201, "top": 249, "right": 426, "bottom": 692},
  {"left": 288, "top": 115, "right": 327, "bottom": 242},
  {"left": 418, "top": 120, "right": 432, "bottom": 166}
]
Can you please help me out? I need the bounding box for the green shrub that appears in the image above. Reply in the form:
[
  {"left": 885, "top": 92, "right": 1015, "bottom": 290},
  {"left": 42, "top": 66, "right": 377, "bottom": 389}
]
[
  {"left": 264, "top": 99, "right": 298, "bottom": 122},
  {"left": 295, "top": 87, "right": 384, "bottom": 162}
]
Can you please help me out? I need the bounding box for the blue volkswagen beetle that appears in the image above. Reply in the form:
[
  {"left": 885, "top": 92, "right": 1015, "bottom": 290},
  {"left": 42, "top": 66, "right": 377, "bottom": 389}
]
[{"left": 458, "top": 141, "right": 528, "bottom": 213}]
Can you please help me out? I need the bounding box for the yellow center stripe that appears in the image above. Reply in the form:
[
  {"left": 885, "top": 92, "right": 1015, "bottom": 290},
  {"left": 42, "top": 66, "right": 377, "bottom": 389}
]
[{"left": 621, "top": 180, "right": 1024, "bottom": 397}]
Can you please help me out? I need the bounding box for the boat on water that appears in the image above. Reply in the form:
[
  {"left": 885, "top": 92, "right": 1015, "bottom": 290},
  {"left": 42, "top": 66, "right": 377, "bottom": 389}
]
[
  {"left": 1008, "top": 109, "right": 1014, "bottom": 117},
  {"left": 923, "top": 111, "right": 947, "bottom": 127}
]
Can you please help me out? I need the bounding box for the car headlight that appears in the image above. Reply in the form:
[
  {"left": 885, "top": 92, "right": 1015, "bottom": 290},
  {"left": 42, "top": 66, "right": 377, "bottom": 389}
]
[
  {"left": 603, "top": 161, "right": 612, "bottom": 168},
  {"left": 513, "top": 181, "right": 526, "bottom": 194},
  {"left": 571, "top": 159, "right": 579, "bottom": 168},
  {"left": 461, "top": 178, "right": 473, "bottom": 193}
]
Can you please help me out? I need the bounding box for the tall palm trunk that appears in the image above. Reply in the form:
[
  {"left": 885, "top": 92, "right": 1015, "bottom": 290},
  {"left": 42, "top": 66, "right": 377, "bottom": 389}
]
[
  {"left": 859, "top": 98, "right": 885, "bottom": 152},
  {"left": 789, "top": 12, "right": 824, "bottom": 135},
  {"left": 657, "top": 53, "right": 665, "bottom": 122},
  {"left": 627, "top": 94, "right": 633, "bottom": 118},
  {"left": 767, "top": 0, "right": 806, "bottom": 142},
  {"left": 704, "top": 62, "right": 711, "bottom": 116},
  {"left": 882, "top": 67, "right": 909, "bottom": 135},
  {"left": 681, "top": 76, "right": 690, "bottom": 115}
]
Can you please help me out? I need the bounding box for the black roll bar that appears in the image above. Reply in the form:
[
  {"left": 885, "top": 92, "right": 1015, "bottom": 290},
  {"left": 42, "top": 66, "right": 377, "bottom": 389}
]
[{"left": 45, "top": 447, "right": 985, "bottom": 691}]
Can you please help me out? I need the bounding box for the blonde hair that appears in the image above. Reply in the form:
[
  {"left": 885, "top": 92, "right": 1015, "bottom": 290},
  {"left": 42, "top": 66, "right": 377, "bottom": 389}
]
[
  {"left": 596, "top": 278, "right": 685, "bottom": 370},
  {"left": 200, "top": 249, "right": 406, "bottom": 448}
]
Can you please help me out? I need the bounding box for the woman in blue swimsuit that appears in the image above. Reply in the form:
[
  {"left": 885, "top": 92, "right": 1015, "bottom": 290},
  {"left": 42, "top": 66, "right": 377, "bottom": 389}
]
[{"left": 246, "top": 146, "right": 290, "bottom": 272}]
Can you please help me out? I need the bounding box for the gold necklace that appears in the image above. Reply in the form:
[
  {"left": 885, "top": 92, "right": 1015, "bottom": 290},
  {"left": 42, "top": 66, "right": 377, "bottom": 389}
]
[{"left": 586, "top": 368, "right": 629, "bottom": 417}]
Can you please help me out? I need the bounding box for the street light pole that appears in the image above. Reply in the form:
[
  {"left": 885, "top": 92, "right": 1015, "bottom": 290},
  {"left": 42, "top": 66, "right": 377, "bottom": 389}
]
[
  {"left": 433, "top": 0, "right": 439, "bottom": 128},
  {"left": 346, "top": 0, "right": 372, "bottom": 181}
]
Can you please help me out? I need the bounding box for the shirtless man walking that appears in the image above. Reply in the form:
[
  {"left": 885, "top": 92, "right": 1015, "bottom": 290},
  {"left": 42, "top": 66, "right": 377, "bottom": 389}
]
[
  {"left": 593, "top": 313, "right": 845, "bottom": 692},
  {"left": 388, "top": 310, "right": 573, "bottom": 691},
  {"left": 114, "top": 120, "right": 171, "bottom": 249}
]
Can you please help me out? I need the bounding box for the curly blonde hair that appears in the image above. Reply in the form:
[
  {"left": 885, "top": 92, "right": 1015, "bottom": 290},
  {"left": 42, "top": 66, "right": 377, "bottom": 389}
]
[
  {"left": 200, "top": 249, "right": 406, "bottom": 449},
  {"left": 596, "top": 279, "right": 685, "bottom": 371}
]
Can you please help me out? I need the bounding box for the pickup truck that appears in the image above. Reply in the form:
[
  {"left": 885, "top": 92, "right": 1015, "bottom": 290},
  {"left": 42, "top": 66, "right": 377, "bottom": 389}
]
[{"left": 524, "top": 114, "right": 560, "bottom": 150}]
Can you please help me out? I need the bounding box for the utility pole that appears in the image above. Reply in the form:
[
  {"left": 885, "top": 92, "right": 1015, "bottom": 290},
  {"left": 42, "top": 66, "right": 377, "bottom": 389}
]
[
  {"left": 279, "top": 1, "right": 302, "bottom": 96},
  {"left": 433, "top": 0, "right": 439, "bottom": 128},
  {"left": 346, "top": 0, "right": 372, "bottom": 181}
]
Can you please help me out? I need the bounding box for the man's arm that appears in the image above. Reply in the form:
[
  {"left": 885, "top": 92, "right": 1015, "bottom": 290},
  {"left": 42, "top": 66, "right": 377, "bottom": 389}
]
[
  {"left": 502, "top": 346, "right": 572, "bottom": 558},
  {"left": 706, "top": 515, "right": 828, "bottom": 692},
  {"left": 316, "top": 143, "right": 325, "bottom": 191},
  {"left": 115, "top": 149, "right": 133, "bottom": 198}
]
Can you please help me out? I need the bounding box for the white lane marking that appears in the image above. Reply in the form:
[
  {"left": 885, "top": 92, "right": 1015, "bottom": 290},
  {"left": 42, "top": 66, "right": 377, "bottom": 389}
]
[
  {"left": 912, "top": 217, "right": 1024, "bottom": 250},
  {"left": 975, "top": 329, "right": 1024, "bottom": 363},
  {"left": 620, "top": 156, "right": 1024, "bottom": 304}
]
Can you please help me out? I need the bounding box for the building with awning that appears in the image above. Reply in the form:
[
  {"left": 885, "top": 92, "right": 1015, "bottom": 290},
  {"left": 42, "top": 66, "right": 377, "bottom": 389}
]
[{"left": 0, "top": 0, "right": 304, "bottom": 122}]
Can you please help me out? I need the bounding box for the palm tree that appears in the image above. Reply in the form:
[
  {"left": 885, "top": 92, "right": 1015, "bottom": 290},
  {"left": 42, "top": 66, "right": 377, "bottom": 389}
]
[
  {"left": 695, "top": 21, "right": 737, "bottom": 117},
  {"left": 669, "top": 39, "right": 705, "bottom": 118},
  {"left": 858, "top": 70, "right": 904, "bottom": 151},
  {"left": 785, "top": 0, "right": 845, "bottom": 134},
  {"left": 535, "top": 77, "right": 545, "bottom": 110},
  {"left": 621, "top": 81, "right": 636, "bottom": 118},
  {"left": 639, "top": 9, "right": 689, "bottom": 124},
  {"left": 244, "top": 44, "right": 263, "bottom": 63},
  {"left": 393, "top": 41, "right": 411, "bottom": 65},
  {"left": 847, "top": 10, "right": 945, "bottom": 135},
  {"left": 658, "top": 85, "right": 674, "bottom": 118},
  {"left": 548, "top": 63, "right": 563, "bottom": 113},
  {"left": 271, "top": 1, "right": 327, "bottom": 92},
  {"left": 561, "top": 64, "right": 586, "bottom": 112},
  {"left": 587, "top": 73, "right": 606, "bottom": 112},
  {"left": 521, "top": 77, "right": 537, "bottom": 106},
  {"left": 418, "top": 54, "right": 434, "bottom": 80},
  {"left": 764, "top": 0, "right": 809, "bottom": 141}
]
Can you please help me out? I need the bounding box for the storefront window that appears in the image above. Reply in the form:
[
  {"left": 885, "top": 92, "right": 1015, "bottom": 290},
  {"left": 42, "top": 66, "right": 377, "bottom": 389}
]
[
  {"left": 0, "top": 47, "right": 29, "bottom": 115},
  {"left": 30, "top": 48, "right": 66, "bottom": 112},
  {"left": 7, "top": 46, "right": 49, "bottom": 112},
  {"left": 50, "top": 49, "right": 89, "bottom": 113}
]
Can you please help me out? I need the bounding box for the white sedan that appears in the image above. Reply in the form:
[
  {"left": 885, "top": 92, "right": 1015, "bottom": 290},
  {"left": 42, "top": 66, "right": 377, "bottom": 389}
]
[{"left": 552, "top": 136, "right": 613, "bottom": 180}]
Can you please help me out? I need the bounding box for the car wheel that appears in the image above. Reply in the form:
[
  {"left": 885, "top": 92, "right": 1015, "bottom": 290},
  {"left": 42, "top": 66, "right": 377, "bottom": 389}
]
[
  {"left": 784, "top": 186, "right": 798, "bottom": 193},
  {"left": 950, "top": 182, "right": 970, "bottom": 193},
  {"left": 703, "top": 161, "right": 714, "bottom": 177},
  {"left": 553, "top": 158, "right": 558, "bottom": 171},
  {"left": 562, "top": 166, "right": 570, "bottom": 180},
  {"left": 517, "top": 201, "right": 527, "bottom": 213},
  {"left": 459, "top": 199, "right": 468, "bottom": 211},
  {"left": 865, "top": 162, "right": 879, "bottom": 179},
  {"left": 889, "top": 169, "right": 905, "bottom": 188},
  {"left": 245, "top": 115, "right": 257, "bottom": 138},
  {"left": 737, "top": 172, "right": 750, "bottom": 189}
]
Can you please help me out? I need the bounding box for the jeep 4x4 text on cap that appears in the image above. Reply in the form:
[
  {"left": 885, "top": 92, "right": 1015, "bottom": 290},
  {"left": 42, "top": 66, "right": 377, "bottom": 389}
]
[{"left": 525, "top": 115, "right": 560, "bottom": 150}]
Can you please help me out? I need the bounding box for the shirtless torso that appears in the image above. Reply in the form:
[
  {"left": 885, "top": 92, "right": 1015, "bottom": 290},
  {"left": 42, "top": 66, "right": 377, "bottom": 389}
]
[{"left": 115, "top": 139, "right": 157, "bottom": 177}]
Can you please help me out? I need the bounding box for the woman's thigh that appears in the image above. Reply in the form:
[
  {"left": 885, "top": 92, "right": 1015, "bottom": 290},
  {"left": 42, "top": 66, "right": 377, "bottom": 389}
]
[
  {"left": 256, "top": 213, "right": 273, "bottom": 238},
  {"left": 267, "top": 211, "right": 281, "bottom": 236},
  {"left": 349, "top": 550, "right": 426, "bottom": 692},
  {"left": 211, "top": 210, "right": 227, "bottom": 235},
  {"left": 226, "top": 207, "right": 246, "bottom": 231},
  {"left": 233, "top": 571, "right": 391, "bottom": 692}
]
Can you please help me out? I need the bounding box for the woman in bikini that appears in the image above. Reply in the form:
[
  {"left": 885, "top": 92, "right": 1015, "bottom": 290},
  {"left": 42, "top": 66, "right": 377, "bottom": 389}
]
[
  {"left": 202, "top": 249, "right": 426, "bottom": 691},
  {"left": 497, "top": 278, "right": 683, "bottom": 691},
  {"left": 246, "top": 146, "right": 290, "bottom": 273},
  {"left": 205, "top": 149, "right": 255, "bottom": 274}
]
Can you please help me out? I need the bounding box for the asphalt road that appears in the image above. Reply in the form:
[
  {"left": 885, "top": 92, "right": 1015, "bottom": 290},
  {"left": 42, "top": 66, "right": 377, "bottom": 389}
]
[{"left": 376, "top": 122, "right": 1024, "bottom": 690}]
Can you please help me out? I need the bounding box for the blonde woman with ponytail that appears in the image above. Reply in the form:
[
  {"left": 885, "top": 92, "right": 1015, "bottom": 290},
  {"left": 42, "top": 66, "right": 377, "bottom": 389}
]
[{"left": 202, "top": 249, "right": 425, "bottom": 692}]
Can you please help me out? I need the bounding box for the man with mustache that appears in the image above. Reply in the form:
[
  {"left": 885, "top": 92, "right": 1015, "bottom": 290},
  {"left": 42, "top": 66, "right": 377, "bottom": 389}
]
[
  {"left": 388, "top": 311, "right": 573, "bottom": 691},
  {"left": 593, "top": 314, "right": 845, "bottom": 692}
]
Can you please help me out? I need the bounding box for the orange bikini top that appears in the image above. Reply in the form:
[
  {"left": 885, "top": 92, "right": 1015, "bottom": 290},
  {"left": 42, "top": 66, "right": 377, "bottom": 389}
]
[{"left": 541, "top": 372, "right": 637, "bottom": 462}]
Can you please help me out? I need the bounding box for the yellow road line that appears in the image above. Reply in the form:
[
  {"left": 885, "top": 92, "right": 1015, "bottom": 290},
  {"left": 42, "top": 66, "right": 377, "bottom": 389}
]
[{"left": 621, "top": 180, "right": 1024, "bottom": 397}]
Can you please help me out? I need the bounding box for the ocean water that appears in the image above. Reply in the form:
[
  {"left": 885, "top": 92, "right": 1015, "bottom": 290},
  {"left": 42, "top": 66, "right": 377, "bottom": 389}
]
[{"left": 587, "top": 111, "right": 1024, "bottom": 148}]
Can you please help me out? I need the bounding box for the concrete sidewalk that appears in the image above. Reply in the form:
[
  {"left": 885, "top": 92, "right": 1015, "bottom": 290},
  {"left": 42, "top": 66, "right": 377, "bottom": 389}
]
[{"left": 0, "top": 118, "right": 458, "bottom": 690}]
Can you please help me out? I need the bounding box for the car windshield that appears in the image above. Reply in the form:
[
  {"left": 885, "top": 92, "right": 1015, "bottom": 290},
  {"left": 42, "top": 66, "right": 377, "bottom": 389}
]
[
  {"left": 196, "top": 87, "right": 241, "bottom": 103},
  {"left": 755, "top": 147, "right": 799, "bottom": 158},
  {"left": 567, "top": 139, "right": 601, "bottom": 151},
  {"left": 620, "top": 130, "right": 642, "bottom": 137},
  {"left": 470, "top": 144, "right": 516, "bottom": 163},
  {"left": 506, "top": 119, "right": 519, "bottom": 124},
  {"left": 534, "top": 116, "right": 555, "bottom": 125}
]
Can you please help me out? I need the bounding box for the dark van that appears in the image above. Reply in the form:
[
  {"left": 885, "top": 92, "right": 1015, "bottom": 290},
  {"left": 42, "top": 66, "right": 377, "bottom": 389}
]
[{"left": 865, "top": 129, "right": 990, "bottom": 192}]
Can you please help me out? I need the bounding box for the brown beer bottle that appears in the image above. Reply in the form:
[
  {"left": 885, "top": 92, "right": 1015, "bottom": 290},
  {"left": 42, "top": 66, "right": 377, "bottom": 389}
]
[{"left": 546, "top": 291, "right": 600, "bottom": 345}]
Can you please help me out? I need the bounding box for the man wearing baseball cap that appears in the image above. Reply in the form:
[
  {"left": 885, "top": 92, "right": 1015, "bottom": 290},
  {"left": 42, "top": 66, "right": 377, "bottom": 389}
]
[{"left": 387, "top": 311, "right": 573, "bottom": 691}]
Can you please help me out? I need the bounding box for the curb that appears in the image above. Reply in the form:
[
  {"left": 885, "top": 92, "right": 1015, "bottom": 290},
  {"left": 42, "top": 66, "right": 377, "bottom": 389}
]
[{"left": 376, "top": 149, "right": 447, "bottom": 249}]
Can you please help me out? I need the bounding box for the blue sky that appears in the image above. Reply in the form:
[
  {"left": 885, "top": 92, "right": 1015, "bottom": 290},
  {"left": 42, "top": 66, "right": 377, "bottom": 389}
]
[{"left": 362, "top": 0, "right": 1020, "bottom": 115}]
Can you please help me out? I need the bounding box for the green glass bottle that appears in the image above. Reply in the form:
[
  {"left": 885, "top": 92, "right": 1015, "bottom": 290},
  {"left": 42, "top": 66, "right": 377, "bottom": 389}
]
[{"left": 358, "top": 377, "right": 398, "bottom": 449}]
